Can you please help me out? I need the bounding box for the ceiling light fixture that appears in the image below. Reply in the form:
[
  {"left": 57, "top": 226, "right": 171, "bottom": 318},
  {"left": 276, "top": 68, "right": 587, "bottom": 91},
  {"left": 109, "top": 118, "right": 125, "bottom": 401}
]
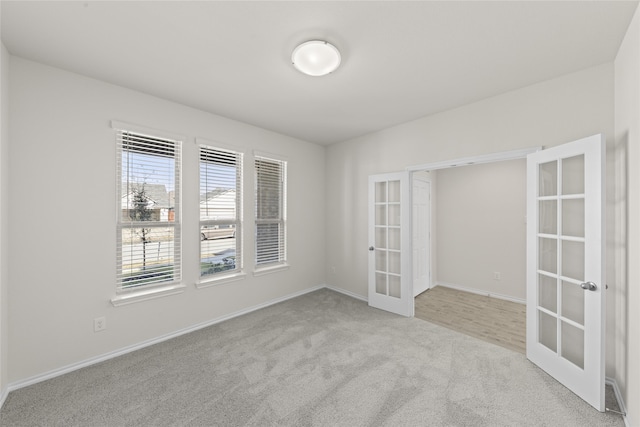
[{"left": 292, "top": 40, "right": 341, "bottom": 77}]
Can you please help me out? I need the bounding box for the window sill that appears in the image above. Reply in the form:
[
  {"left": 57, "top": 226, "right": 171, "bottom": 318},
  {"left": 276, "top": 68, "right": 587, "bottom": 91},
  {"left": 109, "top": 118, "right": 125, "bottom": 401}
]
[
  {"left": 196, "top": 272, "right": 247, "bottom": 289},
  {"left": 253, "top": 263, "right": 290, "bottom": 277},
  {"left": 111, "top": 283, "right": 186, "bottom": 307}
]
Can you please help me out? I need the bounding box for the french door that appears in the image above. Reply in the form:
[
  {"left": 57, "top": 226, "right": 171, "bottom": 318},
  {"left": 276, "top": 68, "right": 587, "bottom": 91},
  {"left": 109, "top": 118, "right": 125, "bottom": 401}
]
[
  {"left": 526, "top": 134, "right": 605, "bottom": 411},
  {"left": 368, "top": 172, "right": 413, "bottom": 317}
]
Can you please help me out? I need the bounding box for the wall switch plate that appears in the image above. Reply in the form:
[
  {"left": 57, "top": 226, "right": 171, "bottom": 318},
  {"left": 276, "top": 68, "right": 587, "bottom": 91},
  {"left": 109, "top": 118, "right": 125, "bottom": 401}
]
[{"left": 494, "top": 272, "right": 501, "bottom": 281}]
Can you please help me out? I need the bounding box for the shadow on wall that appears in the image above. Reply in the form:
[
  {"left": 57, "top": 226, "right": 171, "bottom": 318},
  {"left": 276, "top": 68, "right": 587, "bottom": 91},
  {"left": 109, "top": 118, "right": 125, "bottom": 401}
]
[{"left": 613, "top": 130, "right": 628, "bottom": 397}]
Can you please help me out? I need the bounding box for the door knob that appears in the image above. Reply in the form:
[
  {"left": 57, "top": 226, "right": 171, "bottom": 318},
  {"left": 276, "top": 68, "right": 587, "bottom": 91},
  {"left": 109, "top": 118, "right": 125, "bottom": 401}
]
[
  {"left": 368, "top": 246, "right": 375, "bottom": 251},
  {"left": 580, "top": 281, "right": 597, "bottom": 291}
]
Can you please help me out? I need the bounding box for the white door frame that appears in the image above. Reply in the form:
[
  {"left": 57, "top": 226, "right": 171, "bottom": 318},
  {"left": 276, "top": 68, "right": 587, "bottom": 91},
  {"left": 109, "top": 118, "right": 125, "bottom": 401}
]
[
  {"left": 406, "top": 146, "right": 541, "bottom": 296},
  {"left": 412, "top": 173, "right": 431, "bottom": 296},
  {"left": 407, "top": 147, "right": 542, "bottom": 173}
]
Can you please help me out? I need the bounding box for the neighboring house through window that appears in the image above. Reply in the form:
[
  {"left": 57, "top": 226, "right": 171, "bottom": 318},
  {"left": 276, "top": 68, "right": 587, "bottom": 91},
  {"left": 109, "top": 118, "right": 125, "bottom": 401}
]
[
  {"left": 115, "top": 126, "right": 181, "bottom": 291},
  {"left": 255, "top": 154, "right": 287, "bottom": 268},
  {"left": 200, "top": 144, "right": 243, "bottom": 278}
]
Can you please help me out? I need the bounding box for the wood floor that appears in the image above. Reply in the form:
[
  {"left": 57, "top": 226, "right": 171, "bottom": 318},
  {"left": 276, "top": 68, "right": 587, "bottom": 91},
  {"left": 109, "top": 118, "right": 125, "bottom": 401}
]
[{"left": 414, "top": 286, "right": 526, "bottom": 354}]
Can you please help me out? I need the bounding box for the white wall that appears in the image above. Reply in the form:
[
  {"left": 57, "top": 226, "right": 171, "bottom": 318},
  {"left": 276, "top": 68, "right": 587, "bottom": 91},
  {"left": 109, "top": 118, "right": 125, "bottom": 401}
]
[
  {"left": 0, "top": 41, "right": 9, "bottom": 399},
  {"left": 3, "top": 33, "right": 635, "bottom": 424},
  {"left": 614, "top": 5, "right": 640, "bottom": 425},
  {"left": 325, "top": 63, "right": 616, "bottom": 373},
  {"left": 435, "top": 159, "right": 526, "bottom": 301},
  {"left": 7, "top": 57, "right": 326, "bottom": 383}
]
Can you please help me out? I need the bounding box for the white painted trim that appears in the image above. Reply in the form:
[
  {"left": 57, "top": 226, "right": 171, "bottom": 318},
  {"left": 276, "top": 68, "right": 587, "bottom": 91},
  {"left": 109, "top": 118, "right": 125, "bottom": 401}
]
[
  {"left": 111, "top": 283, "right": 187, "bottom": 307},
  {"left": 406, "top": 146, "right": 541, "bottom": 172},
  {"left": 196, "top": 137, "right": 245, "bottom": 154},
  {"left": 110, "top": 120, "right": 186, "bottom": 143},
  {"left": 325, "top": 284, "right": 368, "bottom": 302},
  {"left": 411, "top": 173, "right": 432, "bottom": 297},
  {"left": 7, "top": 284, "right": 324, "bottom": 394},
  {"left": 253, "top": 150, "right": 288, "bottom": 162},
  {"left": 253, "top": 263, "right": 290, "bottom": 276},
  {"left": 195, "top": 272, "right": 247, "bottom": 289},
  {"left": 436, "top": 282, "right": 526, "bottom": 304},
  {"left": 0, "top": 387, "right": 8, "bottom": 411},
  {"left": 605, "top": 377, "right": 629, "bottom": 426}
]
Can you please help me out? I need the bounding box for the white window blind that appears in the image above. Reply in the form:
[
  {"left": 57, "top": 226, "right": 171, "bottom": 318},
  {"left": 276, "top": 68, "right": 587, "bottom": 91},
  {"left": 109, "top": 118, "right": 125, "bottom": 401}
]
[
  {"left": 255, "top": 156, "right": 287, "bottom": 266},
  {"left": 116, "top": 129, "right": 181, "bottom": 291},
  {"left": 200, "top": 145, "right": 243, "bottom": 277}
]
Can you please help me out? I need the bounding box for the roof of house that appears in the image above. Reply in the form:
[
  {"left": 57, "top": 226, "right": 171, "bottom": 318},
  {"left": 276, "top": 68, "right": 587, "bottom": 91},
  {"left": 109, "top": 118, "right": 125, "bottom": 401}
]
[
  {"left": 199, "top": 188, "right": 234, "bottom": 203},
  {"left": 122, "top": 183, "right": 172, "bottom": 209}
]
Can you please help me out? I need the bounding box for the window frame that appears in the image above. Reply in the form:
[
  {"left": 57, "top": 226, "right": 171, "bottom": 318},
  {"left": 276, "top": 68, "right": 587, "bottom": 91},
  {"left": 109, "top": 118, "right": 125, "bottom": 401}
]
[
  {"left": 113, "top": 122, "right": 183, "bottom": 300},
  {"left": 254, "top": 153, "right": 287, "bottom": 272},
  {"left": 198, "top": 141, "right": 244, "bottom": 285}
]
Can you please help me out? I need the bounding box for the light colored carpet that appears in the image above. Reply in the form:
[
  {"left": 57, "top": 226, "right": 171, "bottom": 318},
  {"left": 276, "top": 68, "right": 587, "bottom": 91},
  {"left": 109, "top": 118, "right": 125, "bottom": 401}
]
[{"left": 0, "top": 289, "right": 624, "bottom": 426}]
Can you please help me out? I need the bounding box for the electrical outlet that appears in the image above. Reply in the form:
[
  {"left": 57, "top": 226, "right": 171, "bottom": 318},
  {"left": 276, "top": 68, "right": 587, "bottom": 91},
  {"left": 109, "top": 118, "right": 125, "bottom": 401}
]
[
  {"left": 94, "top": 316, "right": 106, "bottom": 332},
  {"left": 494, "top": 272, "right": 501, "bottom": 281}
]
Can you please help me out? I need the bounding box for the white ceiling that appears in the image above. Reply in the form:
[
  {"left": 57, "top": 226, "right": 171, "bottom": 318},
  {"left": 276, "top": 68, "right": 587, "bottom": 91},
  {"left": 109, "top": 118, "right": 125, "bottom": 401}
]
[{"left": 1, "top": 1, "right": 638, "bottom": 145}]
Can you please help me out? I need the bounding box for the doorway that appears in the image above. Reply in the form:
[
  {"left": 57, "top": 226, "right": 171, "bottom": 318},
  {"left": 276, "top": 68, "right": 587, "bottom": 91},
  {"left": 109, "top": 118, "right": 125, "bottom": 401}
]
[
  {"left": 411, "top": 157, "right": 529, "bottom": 353},
  {"left": 414, "top": 158, "right": 528, "bottom": 302},
  {"left": 403, "top": 135, "right": 606, "bottom": 411},
  {"left": 407, "top": 148, "right": 539, "bottom": 350}
]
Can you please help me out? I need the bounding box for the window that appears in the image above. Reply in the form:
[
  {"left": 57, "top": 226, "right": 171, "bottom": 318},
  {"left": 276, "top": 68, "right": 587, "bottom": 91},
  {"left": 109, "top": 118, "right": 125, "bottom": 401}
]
[
  {"left": 116, "top": 128, "right": 181, "bottom": 291},
  {"left": 199, "top": 145, "right": 243, "bottom": 278},
  {"left": 255, "top": 155, "right": 287, "bottom": 267}
]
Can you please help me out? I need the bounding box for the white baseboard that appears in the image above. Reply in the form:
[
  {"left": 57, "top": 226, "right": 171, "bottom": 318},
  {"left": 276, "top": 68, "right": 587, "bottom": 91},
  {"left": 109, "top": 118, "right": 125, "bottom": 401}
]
[
  {"left": 325, "top": 284, "right": 368, "bottom": 302},
  {"left": 0, "top": 386, "right": 8, "bottom": 411},
  {"left": 6, "top": 284, "right": 325, "bottom": 394},
  {"left": 435, "top": 281, "right": 526, "bottom": 305},
  {"left": 606, "top": 377, "right": 630, "bottom": 426},
  {"left": 2, "top": 284, "right": 629, "bottom": 427}
]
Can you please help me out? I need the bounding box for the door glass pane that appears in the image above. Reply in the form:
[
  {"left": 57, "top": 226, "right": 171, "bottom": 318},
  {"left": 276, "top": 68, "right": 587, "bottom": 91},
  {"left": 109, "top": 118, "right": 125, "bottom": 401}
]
[
  {"left": 561, "top": 240, "right": 584, "bottom": 281},
  {"left": 388, "top": 251, "right": 401, "bottom": 274},
  {"left": 561, "top": 280, "right": 584, "bottom": 325},
  {"left": 539, "top": 237, "right": 557, "bottom": 274},
  {"left": 388, "top": 180, "right": 400, "bottom": 203},
  {"left": 561, "top": 321, "right": 585, "bottom": 369},
  {"left": 562, "top": 155, "right": 585, "bottom": 195},
  {"left": 562, "top": 199, "right": 585, "bottom": 238},
  {"left": 539, "top": 161, "right": 557, "bottom": 197},
  {"left": 539, "top": 311, "right": 557, "bottom": 352},
  {"left": 375, "top": 250, "right": 387, "bottom": 272},
  {"left": 371, "top": 175, "right": 408, "bottom": 315},
  {"left": 389, "top": 275, "right": 401, "bottom": 298},
  {"left": 388, "top": 228, "right": 400, "bottom": 250},
  {"left": 375, "top": 272, "right": 387, "bottom": 295},
  {"left": 375, "top": 205, "right": 386, "bottom": 226},
  {"left": 539, "top": 200, "right": 557, "bottom": 235},
  {"left": 375, "top": 227, "right": 387, "bottom": 249},
  {"left": 375, "top": 182, "right": 387, "bottom": 203},
  {"left": 539, "top": 274, "right": 557, "bottom": 313},
  {"left": 388, "top": 204, "right": 400, "bottom": 226}
]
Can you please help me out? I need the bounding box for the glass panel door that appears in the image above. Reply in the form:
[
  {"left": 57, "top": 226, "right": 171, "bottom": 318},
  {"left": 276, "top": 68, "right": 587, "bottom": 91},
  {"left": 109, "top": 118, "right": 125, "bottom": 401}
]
[
  {"left": 374, "top": 180, "right": 401, "bottom": 299},
  {"left": 526, "top": 134, "right": 605, "bottom": 411},
  {"left": 368, "top": 172, "right": 413, "bottom": 317},
  {"left": 535, "top": 155, "right": 586, "bottom": 369}
]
